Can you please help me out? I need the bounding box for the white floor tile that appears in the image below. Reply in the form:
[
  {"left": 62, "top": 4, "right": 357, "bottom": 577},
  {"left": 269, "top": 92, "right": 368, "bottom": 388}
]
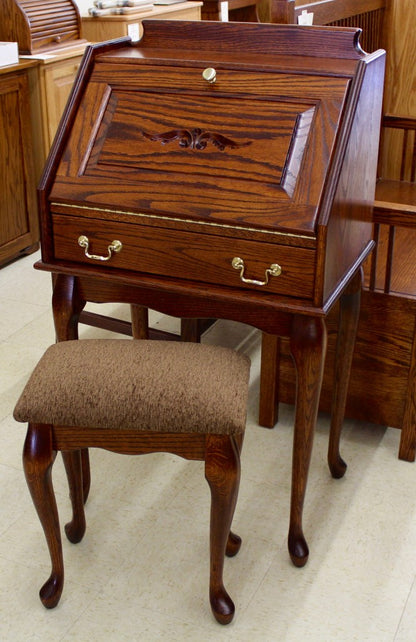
[{"left": 395, "top": 578, "right": 416, "bottom": 642}]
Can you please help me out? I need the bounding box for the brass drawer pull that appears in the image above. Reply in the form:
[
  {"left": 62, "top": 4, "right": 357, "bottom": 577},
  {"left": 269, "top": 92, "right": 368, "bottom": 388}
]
[
  {"left": 78, "top": 235, "right": 122, "bottom": 262},
  {"left": 232, "top": 256, "right": 282, "bottom": 286}
]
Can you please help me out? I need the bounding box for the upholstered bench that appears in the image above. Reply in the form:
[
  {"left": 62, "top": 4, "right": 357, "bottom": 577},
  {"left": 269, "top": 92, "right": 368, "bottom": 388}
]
[{"left": 14, "top": 339, "right": 250, "bottom": 624}]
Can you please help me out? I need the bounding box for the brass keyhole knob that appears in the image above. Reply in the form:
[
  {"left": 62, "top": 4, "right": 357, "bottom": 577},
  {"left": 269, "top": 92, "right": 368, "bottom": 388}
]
[{"left": 202, "top": 67, "right": 217, "bottom": 84}]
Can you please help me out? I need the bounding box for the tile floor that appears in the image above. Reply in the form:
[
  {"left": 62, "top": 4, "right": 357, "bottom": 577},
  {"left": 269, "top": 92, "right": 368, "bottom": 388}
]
[{"left": 1, "top": 251, "right": 416, "bottom": 641}]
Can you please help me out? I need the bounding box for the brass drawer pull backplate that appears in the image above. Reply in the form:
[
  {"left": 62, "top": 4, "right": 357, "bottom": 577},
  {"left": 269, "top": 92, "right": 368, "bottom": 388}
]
[
  {"left": 232, "top": 256, "right": 282, "bottom": 286},
  {"left": 78, "top": 235, "right": 123, "bottom": 262}
]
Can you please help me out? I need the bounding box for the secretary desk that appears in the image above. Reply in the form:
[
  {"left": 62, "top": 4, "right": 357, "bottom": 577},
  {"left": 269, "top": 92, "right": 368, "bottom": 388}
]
[{"left": 35, "top": 21, "right": 385, "bottom": 566}]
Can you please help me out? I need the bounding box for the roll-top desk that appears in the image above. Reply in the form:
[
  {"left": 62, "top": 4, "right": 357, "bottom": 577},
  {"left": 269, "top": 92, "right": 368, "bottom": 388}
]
[{"left": 36, "top": 21, "right": 385, "bottom": 566}]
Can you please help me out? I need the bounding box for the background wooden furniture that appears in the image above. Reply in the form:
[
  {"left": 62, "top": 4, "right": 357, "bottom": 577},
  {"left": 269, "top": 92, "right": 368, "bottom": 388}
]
[
  {"left": 269, "top": 0, "right": 386, "bottom": 52},
  {"left": 0, "top": 2, "right": 88, "bottom": 267},
  {"left": 259, "top": 1, "right": 416, "bottom": 463},
  {"left": 268, "top": 0, "right": 416, "bottom": 172},
  {"left": 0, "top": 61, "right": 40, "bottom": 266},
  {"left": 200, "top": 0, "right": 261, "bottom": 21},
  {"left": 0, "top": 0, "right": 85, "bottom": 54},
  {"left": 81, "top": 3, "right": 202, "bottom": 42},
  {"left": 277, "top": 115, "right": 416, "bottom": 461},
  {"left": 380, "top": 0, "right": 416, "bottom": 174},
  {"left": 369, "top": 115, "right": 416, "bottom": 459},
  {"left": 30, "top": 45, "right": 87, "bottom": 162}
]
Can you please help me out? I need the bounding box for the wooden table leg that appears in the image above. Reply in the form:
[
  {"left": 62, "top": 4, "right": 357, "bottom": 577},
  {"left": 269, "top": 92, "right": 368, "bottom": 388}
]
[
  {"left": 52, "top": 274, "right": 85, "bottom": 342},
  {"left": 327, "top": 269, "right": 362, "bottom": 478},
  {"left": 131, "top": 305, "right": 149, "bottom": 339},
  {"left": 289, "top": 315, "right": 327, "bottom": 567},
  {"left": 259, "top": 333, "right": 280, "bottom": 428},
  {"left": 52, "top": 275, "right": 90, "bottom": 508}
]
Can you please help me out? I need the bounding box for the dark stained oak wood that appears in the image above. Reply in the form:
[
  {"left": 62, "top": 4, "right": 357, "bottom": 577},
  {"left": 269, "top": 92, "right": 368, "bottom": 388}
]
[
  {"left": 261, "top": 269, "right": 363, "bottom": 484},
  {"left": 278, "top": 117, "right": 416, "bottom": 462},
  {"left": 205, "top": 433, "right": 241, "bottom": 624},
  {"left": 51, "top": 273, "right": 85, "bottom": 341},
  {"left": 372, "top": 116, "right": 416, "bottom": 460},
  {"left": 327, "top": 269, "right": 362, "bottom": 478},
  {"left": 23, "top": 420, "right": 242, "bottom": 623},
  {"left": 0, "top": 63, "right": 40, "bottom": 266},
  {"left": 259, "top": 333, "right": 281, "bottom": 428},
  {"left": 288, "top": 315, "right": 326, "bottom": 566},
  {"left": 36, "top": 21, "right": 385, "bottom": 565},
  {"left": 200, "top": 0, "right": 260, "bottom": 22},
  {"left": 23, "top": 424, "right": 63, "bottom": 609}
]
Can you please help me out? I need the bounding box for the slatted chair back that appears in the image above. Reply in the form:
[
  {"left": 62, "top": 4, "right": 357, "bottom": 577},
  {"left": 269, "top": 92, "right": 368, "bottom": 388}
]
[{"left": 369, "top": 116, "right": 416, "bottom": 294}]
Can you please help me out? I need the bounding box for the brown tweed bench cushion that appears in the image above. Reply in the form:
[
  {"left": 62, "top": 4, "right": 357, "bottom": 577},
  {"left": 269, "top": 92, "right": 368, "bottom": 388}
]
[
  {"left": 14, "top": 339, "right": 250, "bottom": 434},
  {"left": 14, "top": 338, "right": 250, "bottom": 624}
]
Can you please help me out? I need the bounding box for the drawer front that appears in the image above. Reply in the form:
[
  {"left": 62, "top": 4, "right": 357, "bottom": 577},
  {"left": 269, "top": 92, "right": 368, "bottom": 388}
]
[{"left": 52, "top": 214, "right": 315, "bottom": 298}]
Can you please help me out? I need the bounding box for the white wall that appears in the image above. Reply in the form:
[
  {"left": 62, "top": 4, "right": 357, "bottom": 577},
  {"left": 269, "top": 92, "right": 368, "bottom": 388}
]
[{"left": 74, "top": 0, "right": 92, "bottom": 17}]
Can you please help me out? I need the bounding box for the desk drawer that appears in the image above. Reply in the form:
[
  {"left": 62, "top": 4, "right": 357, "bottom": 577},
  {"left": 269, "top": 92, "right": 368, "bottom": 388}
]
[{"left": 52, "top": 213, "right": 315, "bottom": 298}]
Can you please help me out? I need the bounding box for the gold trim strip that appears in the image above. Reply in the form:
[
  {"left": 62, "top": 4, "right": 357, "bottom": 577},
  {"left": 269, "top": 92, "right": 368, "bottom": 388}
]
[{"left": 50, "top": 202, "right": 314, "bottom": 241}]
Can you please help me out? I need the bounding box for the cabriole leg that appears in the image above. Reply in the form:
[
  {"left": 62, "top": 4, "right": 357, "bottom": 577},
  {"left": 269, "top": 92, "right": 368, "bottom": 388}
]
[
  {"left": 81, "top": 448, "right": 91, "bottom": 503},
  {"left": 289, "top": 315, "right": 327, "bottom": 567},
  {"left": 61, "top": 450, "right": 86, "bottom": 543},
  {"left": 23, "top": 423, "right": 64, "bottom": 609},
  {"left": 328, "top": 269, "right": 362, "bottom": 478},
  {"left": 205, "top": 434, "right": 241, "bottom": 625}
]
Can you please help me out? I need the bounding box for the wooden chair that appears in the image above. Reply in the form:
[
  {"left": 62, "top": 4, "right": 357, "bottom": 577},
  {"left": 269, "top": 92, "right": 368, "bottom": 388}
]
[
  {"left": 275, "top": 115, "right": 416, "bottom": 462},
  {"left": 369, "top": 115, "right": 416, "bottom": 460},
  {"left": 14, "top": 339, "right": 250, "bottom": 624},
  {"left": 371, "top": 114, "right": 416, "bottom": 295}
]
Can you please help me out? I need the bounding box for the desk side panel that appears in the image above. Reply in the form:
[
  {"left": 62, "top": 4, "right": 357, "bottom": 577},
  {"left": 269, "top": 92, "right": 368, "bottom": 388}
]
[{"left": 320, "top": 52, "right": 385, "bottom": 306}]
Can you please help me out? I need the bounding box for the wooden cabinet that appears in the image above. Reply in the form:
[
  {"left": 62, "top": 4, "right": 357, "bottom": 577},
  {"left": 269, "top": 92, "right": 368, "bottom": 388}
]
[
  {"left": 32, "top": 46, "right": 85, "bottom": 161},
  {"left": 0, "top": 62, "right": 39, "bottom": 266},
  {"left": 0, "top": 48, "right": 86, "bottom": 267},
  {"left": 0, "top": 0, "right": 85, "bottom": 55},
  {"left": 81, "top": 2, "right": 202, "bottom": 43}
]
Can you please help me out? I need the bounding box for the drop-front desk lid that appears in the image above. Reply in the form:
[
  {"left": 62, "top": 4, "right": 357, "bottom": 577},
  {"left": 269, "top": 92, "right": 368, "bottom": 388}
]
[{"left": 39, "top": 21, "right": 385, "bottom": 311}]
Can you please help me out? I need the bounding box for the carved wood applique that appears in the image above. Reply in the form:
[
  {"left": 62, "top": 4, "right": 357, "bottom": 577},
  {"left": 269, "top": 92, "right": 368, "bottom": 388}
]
[{"left": 140, "top": 128, "right": 251, "bottom": 151}]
